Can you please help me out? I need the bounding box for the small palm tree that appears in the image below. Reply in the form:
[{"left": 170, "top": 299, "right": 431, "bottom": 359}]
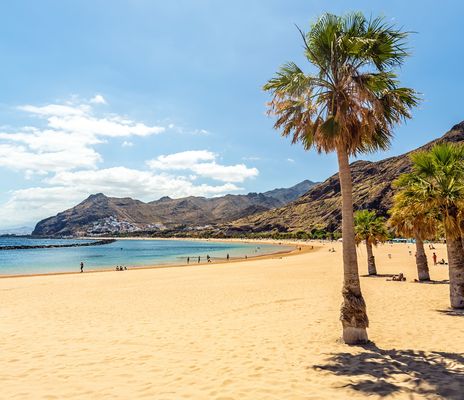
[
  {"left": 401, "top": 143, "right": 464, "bottom": 308},
  {"left": 354, "top": 210, "right": 388, "bottom": 275},
  {"left": 263, "top": 12, "right": 419, "bottom": 343},
  {"left": 389, "top": 183, "right": 437, "bottom": 281}
]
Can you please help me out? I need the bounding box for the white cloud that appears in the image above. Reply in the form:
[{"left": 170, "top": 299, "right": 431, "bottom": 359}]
[
  {"left": 0, "top": 168, "right": 241, "bottom": 227},
  {"left": 47, "top": 114, "right": 164, "bottom": 137},
  {"left": 90, "top": 94, "right": 107, "bottom": 104},
  {"left": 147, "top": 150, "right": 215, "bottom": 170},
  {"left": 19, "top": 104, "right": 87, "bottom": 117},
  {"left": 147, "top": 150, "right": 259, "bottom": 182},
  {"left": 0, "top": 187, "right": 83, "bottom": 228},
  {"left": 192, "top": 128, "right": 209, "bottom": 135},
  {"left": 46, "top": 167, "right": 240, "bottom": 198},
  {"left": 168, "top": 124, "right": 210, "bottom": 136},
  {"left": 0, "top": 142, "right": 101, "bottom": 173},
  {"left": 287, "top": 158, "right": 295, "bottom": 163},
  {"left": 0, "top": 99, "right": 165, "bottom": 175},
  {"left": 190, "top": 162, "right": 258, "bottom": 182},
  {"left": 0, "top": 96, "right": 260, "bottom": 228}
]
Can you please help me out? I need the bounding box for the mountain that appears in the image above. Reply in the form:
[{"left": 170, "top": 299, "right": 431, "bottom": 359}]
[
  {"left": 225, "top": 122, "right": 464, "bottom": 234},
  {"left": 262, "top": 180, "right": 314, "bottom": 203},
  {"left": 32, "top": 180, "right": 316, "bottom": 236}
]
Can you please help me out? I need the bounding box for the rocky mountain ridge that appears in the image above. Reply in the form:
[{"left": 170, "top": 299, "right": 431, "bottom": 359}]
[
  {"left": 32, "top": 180, "right": 315, "bottom": 236},
  {"left": 225, "top": 122, "right": 464, "bottom": 234}
]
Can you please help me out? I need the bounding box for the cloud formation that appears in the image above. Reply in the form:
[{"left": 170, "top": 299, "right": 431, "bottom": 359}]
[
  {"left": 1, "top": 98, "right": 164, "bottom": 174},
  {"left": 0, "top": 97, "right": 259, "bottom": 228},
  {"left": 90, "top": 94, "right": 107, "bottom": 104},
  {"left": 147, "top": 150, "right": 259, "bottom": 182}
]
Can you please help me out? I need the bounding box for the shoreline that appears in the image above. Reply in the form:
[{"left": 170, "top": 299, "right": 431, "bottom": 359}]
[
  {"left": 1, "top": 240, "right": 461, "bottom": 399},
  {"left": 0, "top": 238, "right": 316, "bottom": 280}
]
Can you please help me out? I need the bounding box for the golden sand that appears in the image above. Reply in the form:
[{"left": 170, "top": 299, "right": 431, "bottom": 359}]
[{"left": 1, "top": 241, "right": 463, "bottom": 399}]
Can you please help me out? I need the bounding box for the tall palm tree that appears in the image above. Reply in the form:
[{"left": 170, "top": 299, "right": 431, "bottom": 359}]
[
  {"left": 389, "top": 184, "right": 437, "bottom": 281},
  {"left": 354, "top": 210, "right": 388, "bottom": 275},
  {"left": 400, "top": 143, "right": 464, "bottom": 308},
  {"left": 263, "top": 13, "right": 419, "bottom": 344}
]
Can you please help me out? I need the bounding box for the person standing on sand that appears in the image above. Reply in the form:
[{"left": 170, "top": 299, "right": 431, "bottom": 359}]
[
  {"left": 226, "top": 253, "right": 229, "bottom": 261},
  {"left": 433, "top": 252, "right": 437, "bottom": 265},
  {"left": 80, "top": 261, "right": 84, "bottom": 273},
  {"left": 187, "top": 257, "right": 190, "bottom": 264},
  {"left": 198, "top": 256, "right": 200, "bottom": 263}
]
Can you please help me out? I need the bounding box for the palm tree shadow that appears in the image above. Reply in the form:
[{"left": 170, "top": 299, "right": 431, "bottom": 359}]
[
  {"left": 313, "top": 343, "right": 464, "bottom": 399},
  {"left": 414, "top": 280, "right": 449, "bottom": 285},
  {"left": 360, "top": 273, "right": 394, "bottom": 278},
  {"left": 436, "top": 309, "right": 464, "bottom": 317}
]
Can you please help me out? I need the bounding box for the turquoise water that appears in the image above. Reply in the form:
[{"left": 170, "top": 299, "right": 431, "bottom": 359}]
[{"left": 0, "top": 238, "right": 292, "bottom": 275}]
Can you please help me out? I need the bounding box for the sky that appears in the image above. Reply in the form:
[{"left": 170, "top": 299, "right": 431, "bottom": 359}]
[{"left": 0, "top": 0, "right": 463, "bottom": 230}]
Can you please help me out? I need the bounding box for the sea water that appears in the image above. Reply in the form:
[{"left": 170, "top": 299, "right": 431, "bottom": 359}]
[{"left": 0, "top": 238, "right": 292, "bottom": 275}]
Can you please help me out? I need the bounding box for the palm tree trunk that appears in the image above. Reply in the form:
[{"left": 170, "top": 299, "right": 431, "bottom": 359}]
[
  {"left": 366, "top": 241, "right": 377, "bottom": 275},
  {"left": 414, "top": 233, "right": 430, "bottom": 281},
  {"left": 337, "top": 148, "right": 368, "bottom": 344},
  {"left": 445, "top": 232, "right": 464, "bottom": 309}
]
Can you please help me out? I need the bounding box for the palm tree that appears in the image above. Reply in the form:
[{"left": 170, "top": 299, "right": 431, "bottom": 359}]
[
  {"left": 389, "top": 183, "right": 437, "bottom": 281},
  {"left": 399, "top": 143, "right": 464, "bottom": 308},
  {"left": 354, "top": 210, "right": 388, "bottom": 275},
  {"left": 263, "top": 13, "right": 419, "bottom": 344}
]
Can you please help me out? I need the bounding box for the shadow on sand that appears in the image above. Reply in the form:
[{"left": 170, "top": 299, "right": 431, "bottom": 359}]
[
  {"left": 313, "top": 343, "right": 464, "bottom": 399},
  {"left": 360, "top": 274, "right": 395, "bottom": 278},
  {"left": 413, "top": 280, "right": 449, "bottom": 285},
  {"left": 436, "top": 309, "right": 464, "bottom": 317}
]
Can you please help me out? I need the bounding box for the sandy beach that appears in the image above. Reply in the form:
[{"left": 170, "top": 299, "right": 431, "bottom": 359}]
[{"left": 1, "top": 240, "right": 463, "bottom": 399}]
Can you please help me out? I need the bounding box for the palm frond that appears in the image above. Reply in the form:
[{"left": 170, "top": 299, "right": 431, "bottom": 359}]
[{"left": 263, "top": 11, "right": 419, "bottom": 156}]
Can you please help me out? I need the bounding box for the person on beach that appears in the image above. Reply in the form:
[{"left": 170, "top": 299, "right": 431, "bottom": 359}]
[
  {"left": 433, "top": 252, "right": 437, "bottom": 265},
  {"left": 226, "top": 253, "right": 229, "bottom": 261},
  {"left": 187, "top": 257, "right": 190, "bottom": 264},
  {"left": 207, "top": 255, "right": 211, "bottom": 263},
  {"left": 198, "top": 256, "right": 200, "bottom": 263},
  {"left": 80, "top": 261, "right": 84, "bottom": 273}
]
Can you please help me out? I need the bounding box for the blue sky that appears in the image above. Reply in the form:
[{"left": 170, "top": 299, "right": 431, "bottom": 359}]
[{"left": 0, "top": 0, "right": 463, "bottom": 229}]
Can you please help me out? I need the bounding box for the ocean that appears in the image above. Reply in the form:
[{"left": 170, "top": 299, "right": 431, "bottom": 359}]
[{"left": 0, "top": 238, "right": 292, "bottom": 275}]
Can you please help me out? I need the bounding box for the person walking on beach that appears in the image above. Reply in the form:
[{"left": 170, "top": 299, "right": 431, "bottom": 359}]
[
  {"left": 198, "top": 256, "right": 200, "bottom": 263},
  {"left": 433, "top": 252, "right": 437, "bottom": 266},
  {"left": 80, "top": 261, "right": 84, "bottom": 273},
  {"left": 207, "top": 255, "right": 211, "bottom": 263},
  {"left": 226, "top": 253, "right": 229, "bottom": 261},
  {"left": 187, "top": 257, "right": 190, "bottom": 264}
]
